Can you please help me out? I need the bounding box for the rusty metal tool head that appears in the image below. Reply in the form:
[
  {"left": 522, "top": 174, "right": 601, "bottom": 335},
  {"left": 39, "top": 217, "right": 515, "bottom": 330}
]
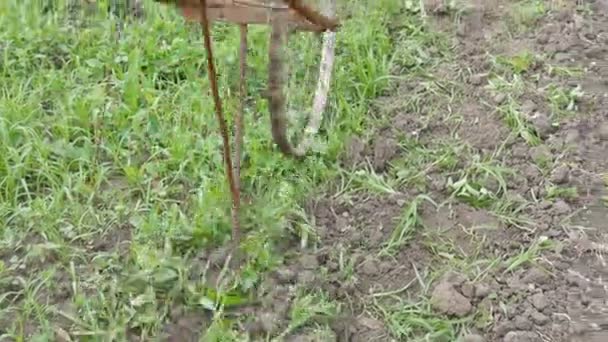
[{"left": 154, "top": 0, "right": 339, "bottom": 32}]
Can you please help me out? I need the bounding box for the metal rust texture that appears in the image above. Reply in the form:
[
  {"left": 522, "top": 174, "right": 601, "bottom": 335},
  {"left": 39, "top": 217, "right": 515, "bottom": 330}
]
[
  {"left": 195, "top": 0, "right": 242, "bottom": 244},
  {"left": 155, "top": 0, "right": 339, "bottom": 32}
]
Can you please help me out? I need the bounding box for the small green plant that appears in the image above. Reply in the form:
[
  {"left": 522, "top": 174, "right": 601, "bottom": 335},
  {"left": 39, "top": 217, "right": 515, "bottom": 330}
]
[
  {"left": 545, "top": 64, "right": 584, "bottom": 78},
  {"left": 373, "top": 276, "right": 471, "bottom": 342},
  {"left": 447, "top": 157, "right": 514, "bottom": 208},
  {"left": 495, "top": 51, "right": 536, "bottom": 75},
  {"left": 392, "top": 139, "right": 462, "bottom": 188},
  {"left": 504, "top": 236, "right": 555, "bottom": 273},
  {"left": 347, "top": 166, "right": 399, "bottom": 195},
  {"left": 382, "top": 194, "right": 437, "bottom": 254},
  {"left": 547, "top": 84, "right": 584, "bottom": 118},
  {"left": 508, "top": 0, "right": 547, "bottom": 30},
  {"left": 447, "top": 175, "right": 496, "bottom": 208},
  {"left": 491, "top": 196, "right": 535, "bottom": 232},
  {"left": 276, "top": 291, "right": 339, "bottom": 339},
  {"left": 546, "top": 185, "right": 578, "bottom": 201},
  {"left": 497, "top": 100, "right": 541, "bottom": 146},
  {"left": 487, "top": 74, "right": 527, "bottom": 97}
]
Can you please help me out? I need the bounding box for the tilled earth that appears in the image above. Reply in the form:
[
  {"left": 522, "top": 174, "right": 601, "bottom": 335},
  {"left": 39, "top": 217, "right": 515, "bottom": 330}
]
[{"left": 244, "top": 1, "right": 608, "bottom": 341}]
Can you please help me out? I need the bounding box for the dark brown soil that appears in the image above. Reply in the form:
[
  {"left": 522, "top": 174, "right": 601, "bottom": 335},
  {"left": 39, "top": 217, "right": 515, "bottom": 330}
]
[{"left": 243, "top": 1, "right": 608, "bottom": 341}]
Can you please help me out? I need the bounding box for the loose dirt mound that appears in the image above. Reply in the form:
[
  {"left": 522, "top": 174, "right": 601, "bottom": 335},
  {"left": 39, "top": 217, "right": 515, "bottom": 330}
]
[{"left": 249, "top": 1, "right": 608, "bottom": 341}]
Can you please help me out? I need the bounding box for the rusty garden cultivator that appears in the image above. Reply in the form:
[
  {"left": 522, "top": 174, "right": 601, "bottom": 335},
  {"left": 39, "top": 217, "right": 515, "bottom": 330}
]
[{"left": 154, "top": 0, "right": 340, "bottom": 249}]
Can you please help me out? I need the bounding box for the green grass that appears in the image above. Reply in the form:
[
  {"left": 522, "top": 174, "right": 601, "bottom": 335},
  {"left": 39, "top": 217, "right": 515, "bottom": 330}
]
[
  {"left": 546, "top": 83, "right": 584, "bottom": 119},
  {"left": 0, "top": 0, "right": 428, "bottom": 340},
  {"left": 507, "top": 0, "right": 547, "bottom": 32}
]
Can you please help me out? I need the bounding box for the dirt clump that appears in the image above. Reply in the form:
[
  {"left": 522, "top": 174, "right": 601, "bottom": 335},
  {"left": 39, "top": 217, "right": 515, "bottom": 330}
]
[
  {"left": 430, "top": 272, "right": 473, "bottom": 317},
  {"left": 372, "top": 135, "right": 399, "bottom": 171}
]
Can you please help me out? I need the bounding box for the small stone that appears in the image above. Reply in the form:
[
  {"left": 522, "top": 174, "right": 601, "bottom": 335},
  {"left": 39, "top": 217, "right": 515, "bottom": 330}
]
[
  {"left": 585, "top": 46, "right": 607, "bottom": 59},
  {"left": 531, "top": 311, "right": 550, "bottom": 325},
  {"left": 514, "top": 316, "right": 533, "bottom": 330},
  {"left": 461, "top": 282, "right": 475, "bottom": 298},
  {"left": 463, "top": 334, "right": 485, "bottom": 342},
  {"left": 512, "top": 145, "right": 528, "bottom": 158},
  {"left": 503, "top": 331, "right": 542, "bottom": 342},
  {"left": 430, "top": 177, "right": 446, "bottom": 191},
  {"left": 523, "top": 164, "right": 541, "bottom": 183},
  {"left": 522, "top": 268, "right": 550, "bottom": 285},
  {"left": 336, "top": 215, "right": 351, "bottom": 233},
  {"left": 507, "top": 276, "right": 526, "bottom": 291},
  {"left": 565, "top": 129, "right": 580, "bottom": 144},
  {"left": 530, "top": 292, "right": 549, "bottom": 311},
  {"left": 530, "top": 113, "right": 554, "bottom": 139},
  {"left": 373, "top": 137, "right": 399, "bottom": 171},
  {"left": 549, "top": 165, "right": 570, "bottom": 184},
  {"left": 431, "top": 276, "right": 472, "bottom": 317},
  {"left": 566, "top": 273, "right": 588, "bottom": 288},
  {"left": 521, "top": 100, "right": 537, "bottom": 115},
  {"left": 585, "top": 31, "right": 597, "bottom": 40},
  {"left": 475, "top": 284, "right": 491, "bottom": 298},
  {"left": 494, "top": 321, "right": 515, "bottom": 337},
  {"left": 552, "top": 200, "right": 571, "bottom": 215},
  {"left": 581, "top": 294, "right": 591, "bottom": 306},
  {"left": 539, "top": 200, "right": 552, "bottom": 210},
  {"left": 360, "top": 257, "right": 379, "bottom": 276}
]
